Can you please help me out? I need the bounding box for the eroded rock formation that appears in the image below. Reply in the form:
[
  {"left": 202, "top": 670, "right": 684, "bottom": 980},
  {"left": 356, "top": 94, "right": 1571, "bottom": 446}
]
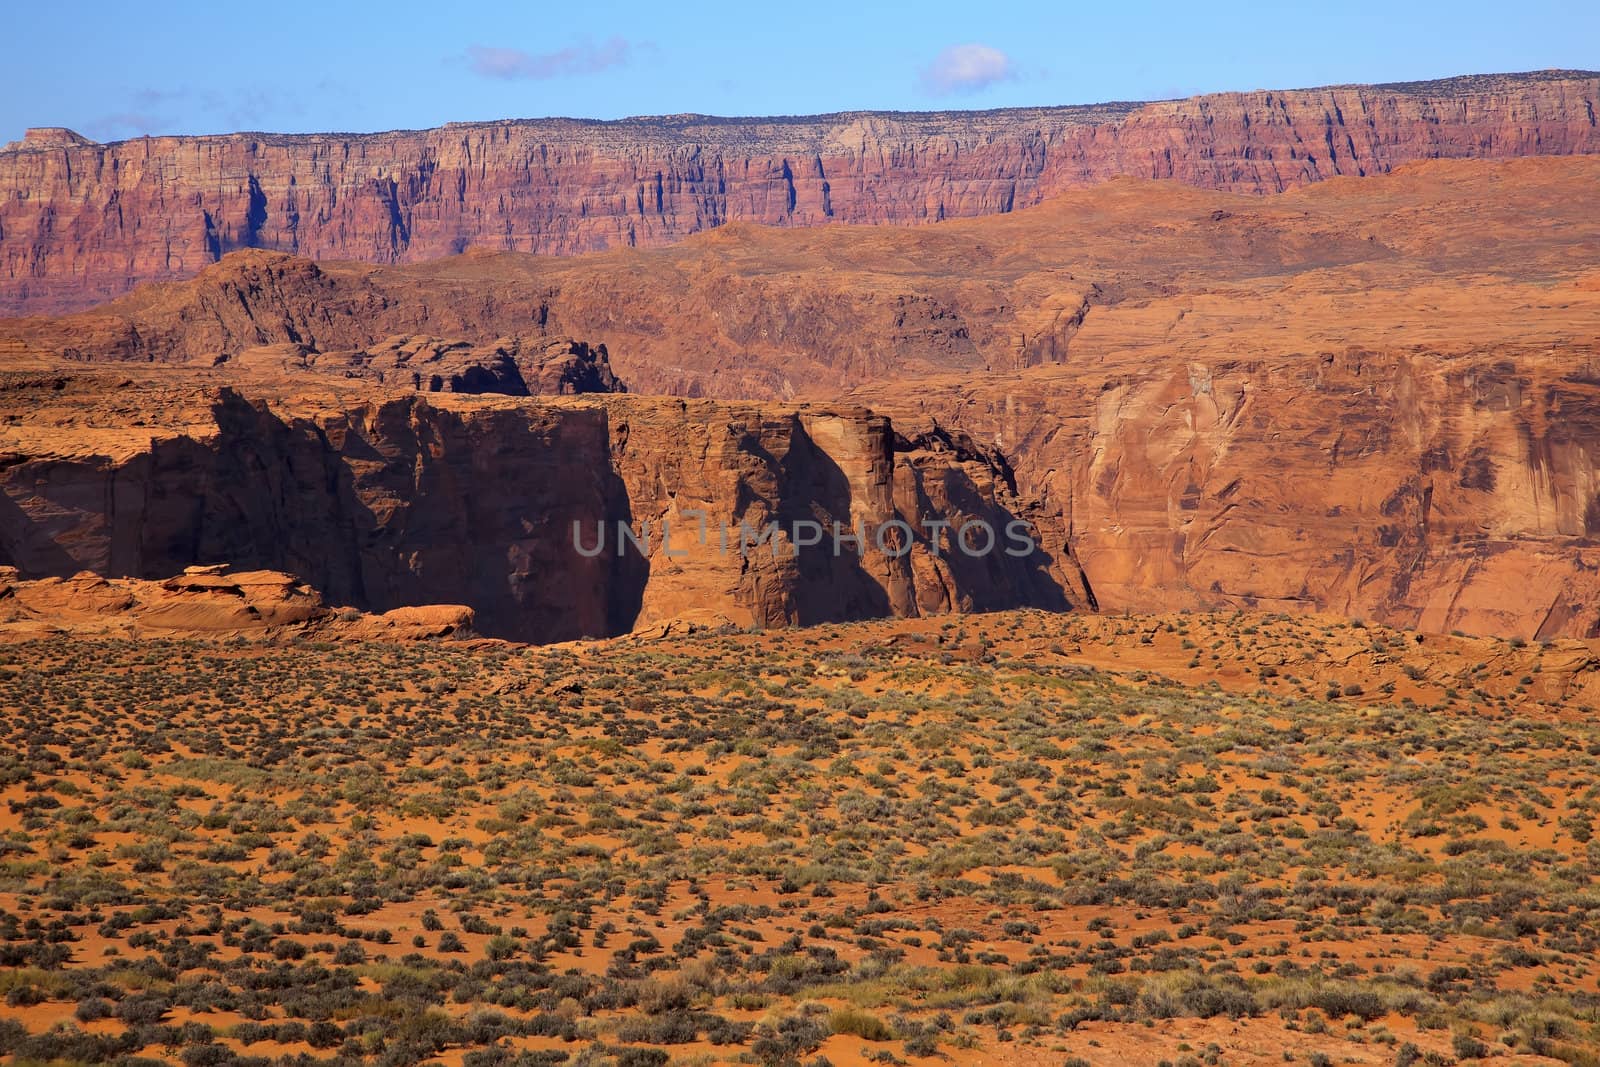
[
  {"left": 0, "top": 564, "right": 475, "bottom": 641},
  {"left": 225, "top": 335, "right": 627, "bottom": 396},
  {"left": 0, "top": 374, "right": 1080, "bottom": 641},
  {"left": 847, "top": 349, "right": 1600, "bottom": 643},
  {"left": 4, "top": 157, "right": 1598, "bottom": 640},
  {"left": 1, "top": 70, "right": 1595, "bottom": 314}
]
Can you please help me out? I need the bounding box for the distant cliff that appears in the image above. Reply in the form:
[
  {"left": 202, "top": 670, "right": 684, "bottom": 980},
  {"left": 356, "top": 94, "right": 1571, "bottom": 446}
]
[{"left": 1, "top": 70, "right": 1596, "bottom": 314}]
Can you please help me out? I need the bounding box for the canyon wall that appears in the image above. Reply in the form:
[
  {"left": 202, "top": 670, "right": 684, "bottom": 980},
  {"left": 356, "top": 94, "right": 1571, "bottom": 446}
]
[
  {"left": 847, "top": 348, "right": 1600, "bottom": 643},
  {"left": 4, "top": 158, "right": 1597, "bottom": 640},
  {"left": 0, "top": 381, "right": 1082, "bottom": 641},
  {"left": 2, "top": 70, "right": 1596, "bottom": 314}
]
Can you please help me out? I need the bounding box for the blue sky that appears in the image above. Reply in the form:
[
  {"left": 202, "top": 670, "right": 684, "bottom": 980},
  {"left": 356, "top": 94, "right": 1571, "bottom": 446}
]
[{"left": 6, "top": 0, "right": 1597, "bottom": 141}]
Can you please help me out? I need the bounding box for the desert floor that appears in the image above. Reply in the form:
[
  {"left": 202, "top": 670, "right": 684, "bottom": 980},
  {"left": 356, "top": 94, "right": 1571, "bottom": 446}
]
[{"left": 2, "top": 610, "right": 1598, "bottom": 1065}]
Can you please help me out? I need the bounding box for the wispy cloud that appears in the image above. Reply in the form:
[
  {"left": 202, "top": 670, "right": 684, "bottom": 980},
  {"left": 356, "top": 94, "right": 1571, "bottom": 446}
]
[
  {"left": 920, "top": 44, "right": 1016, "bottom": 96},
  {"left": 83, "top": 111, "right": 169, "bottom": 139},
  {"left": 466, "top": 38, "right": 633, "bottom": 80},
  {"left": 83, "top": 85, "right": 313, "bottom": 140}
]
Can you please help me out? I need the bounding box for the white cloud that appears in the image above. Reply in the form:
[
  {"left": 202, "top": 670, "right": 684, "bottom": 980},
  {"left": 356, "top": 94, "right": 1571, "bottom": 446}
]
[
  {"left": 920, "top": 44, "right": 1016, "bottom": 96},
  {"left": 467, "top": 38, "right": 633, "bottom": 81}
]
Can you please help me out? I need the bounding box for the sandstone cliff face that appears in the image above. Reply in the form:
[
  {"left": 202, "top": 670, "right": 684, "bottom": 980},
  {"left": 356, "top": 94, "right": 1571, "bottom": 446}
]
[
  {"left": 848, "top": 348, "right": 1600, "bottom": 643},
  {"left": 595, "top": 399, "right": 1082, "bottom": 631},
  {"left": 5, "top": 158, "right": 1597, "bottom": 641},
  {"left": 0, "top": 379, "right": 1079, "bottom": 641},
  {"left": 1, "top": 71, "right": 1595, "bottom": 314}
]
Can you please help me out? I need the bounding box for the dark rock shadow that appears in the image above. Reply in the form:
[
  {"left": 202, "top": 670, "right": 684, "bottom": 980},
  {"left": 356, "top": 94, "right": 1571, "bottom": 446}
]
[
  {"left": 897, "top": 445, "right": 1074, "bottom": 613},
  {"left": 774, "top": 425, "right": 895, "bottom": 626},
  {"left": 128, "top": 390, "right": 648, "bottom": 643},
  {"left": 0, "top": 485, "right": 87, "bottom": 575}
]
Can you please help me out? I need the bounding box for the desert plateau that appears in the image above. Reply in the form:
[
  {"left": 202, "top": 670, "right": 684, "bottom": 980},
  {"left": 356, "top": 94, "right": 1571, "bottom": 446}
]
[{"left": 2, "top": 6, "right": 1599, "bottom": 1065}]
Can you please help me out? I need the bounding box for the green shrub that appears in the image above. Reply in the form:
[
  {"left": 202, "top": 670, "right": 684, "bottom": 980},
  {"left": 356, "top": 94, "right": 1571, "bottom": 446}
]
[{"left": 831, "top": 1008, "right": 895, "bottom": 1041}]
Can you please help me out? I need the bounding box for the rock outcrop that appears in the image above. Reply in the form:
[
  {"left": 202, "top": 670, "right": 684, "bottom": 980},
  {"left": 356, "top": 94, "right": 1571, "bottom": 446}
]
[
  {"left": 0, "top": 375, "right": 1081, "bottom": 641},
  {"left": 597, "top": 398, "right": 1081, "bottom": 631},
  {"left": 227, "top": 335, "right": 626, "bottom": 396},
  {"left": 0, "top": 564, "right": 475, "bottom": 641},
  {"left": 342, "top": 337, "right": 624, "bottom": 395},
  {"left": 1, "top": 70, "right": 1596, "bottom": 314}
]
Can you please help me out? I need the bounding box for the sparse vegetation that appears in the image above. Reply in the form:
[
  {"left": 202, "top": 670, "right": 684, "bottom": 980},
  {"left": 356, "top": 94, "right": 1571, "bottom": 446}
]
[{"left": 0, "top": 610, "right": 1595, "bottom": 1064}]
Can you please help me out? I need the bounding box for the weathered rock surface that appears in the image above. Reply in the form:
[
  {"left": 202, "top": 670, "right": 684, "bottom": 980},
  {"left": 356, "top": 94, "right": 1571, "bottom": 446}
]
[
  {"left": 847, "top": 348, "right": 1600, "bottom": 643},
  {"left": 225, "top": 335, "right": 626, "bottom": 396},
  {"left": 1, "top": 70, "right": 1595, "bottom": 314},
  {"left": 0, "top": 374, "right": 1080, "bottom": 641},
  {"left": 7, "top": 157, "right": 1593, "bottom": 402},
  {"left": 4, "top": 157, "right": 1598, "bottom": 640},
  {"left": 595, "top": 398, "right": 1082, "bottom": 631},
  {"left": 0, "top": 564, "right": 475, "bottom": 641}
]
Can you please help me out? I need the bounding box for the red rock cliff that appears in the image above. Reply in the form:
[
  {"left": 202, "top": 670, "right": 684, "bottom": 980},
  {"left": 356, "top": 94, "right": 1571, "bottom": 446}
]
[
  {"left": 5, "top": 157, "right": 1597, "bottom": 642},
  {"left": 0, "top": 375, "right": 1084, "bottom": 641},
  {"left": 1, "top": 70, "right": 1595, "bottom": 314}
]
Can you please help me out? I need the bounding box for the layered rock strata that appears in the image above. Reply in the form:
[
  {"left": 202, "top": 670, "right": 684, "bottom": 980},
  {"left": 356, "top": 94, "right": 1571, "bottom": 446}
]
[
  {"left": 0, "top": 376, "right": 1081, "bottom": 641},
  {"left": 2, "top": 70, "right": 1595, "bottom": 313}
]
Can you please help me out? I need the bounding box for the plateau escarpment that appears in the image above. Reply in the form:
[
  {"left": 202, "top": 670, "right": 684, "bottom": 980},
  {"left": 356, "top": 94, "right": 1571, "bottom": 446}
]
[
  {"left": 9, "top": 157, "right": 1595, "bottom": 401},
  {"left": 0, "top": 373, "right": 1081, "bottom": 641},
  {"left": 1, "top": 70, "right": 1596, "bottom": 314},
  {"left": 4, "top": 157, "right": 1597, "bottom": 640}
]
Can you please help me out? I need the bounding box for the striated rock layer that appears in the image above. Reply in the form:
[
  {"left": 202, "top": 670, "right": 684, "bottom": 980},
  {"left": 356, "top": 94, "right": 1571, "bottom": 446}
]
[
  {"left": 5, "top": 157, "right": 1599, "bottom": 641},
  {"left": 0, "top": 372, "right": 1084, "bottom": 642},
  {"left": 1, "top": 70, "right": 1596, "bottom": 314},
  {"left": 848, "top": 349, "right": 1600, "bottom": 644}
]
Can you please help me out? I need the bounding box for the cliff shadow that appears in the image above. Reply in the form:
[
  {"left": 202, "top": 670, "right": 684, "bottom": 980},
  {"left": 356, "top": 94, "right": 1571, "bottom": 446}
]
[
  {"left": 137, "top": 394, "right": 365, "bottom": 597},
  {"left": 324, "top": 397, "right": 648, "bottom": 643},
  {"left": 900, "top": 455, "right": 1074, "bottom": 613},
  {"left": 767, "top": 425, "right": 897, "bottom": 626},
  {"left": 0, "top": 485, "right": 90, "bottom": 576},
  {"left": 132, "top": 392, "right": 648, "bottom": 644}
]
